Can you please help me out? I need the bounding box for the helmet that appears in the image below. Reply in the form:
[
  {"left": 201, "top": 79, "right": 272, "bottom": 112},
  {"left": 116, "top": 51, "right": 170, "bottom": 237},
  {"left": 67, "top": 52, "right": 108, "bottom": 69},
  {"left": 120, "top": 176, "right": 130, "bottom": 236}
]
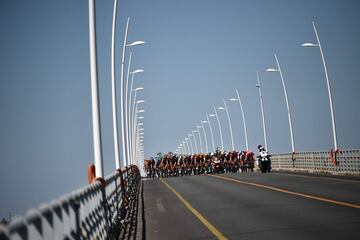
[{"left": 257, "top": 145, "right": 262, "bottom": 150}]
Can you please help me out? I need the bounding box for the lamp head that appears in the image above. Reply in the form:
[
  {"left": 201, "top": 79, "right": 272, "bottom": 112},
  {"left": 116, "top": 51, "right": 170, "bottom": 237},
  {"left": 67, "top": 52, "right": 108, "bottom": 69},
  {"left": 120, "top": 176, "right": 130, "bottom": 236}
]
[
  {"left": 266, "top": 68, "right": 279, "bottom": 72},
  {"left": 126, "top": 40, "right": 146, "bottom": 47},
  {"left": 134, "top": 87, "right": 144, "bottom": 92},
  {"left": 131, "top": 69, "right": 144, "bottom": 74},
  {"left": 302, "top": 43, "right": 319, "bottom": 47}
]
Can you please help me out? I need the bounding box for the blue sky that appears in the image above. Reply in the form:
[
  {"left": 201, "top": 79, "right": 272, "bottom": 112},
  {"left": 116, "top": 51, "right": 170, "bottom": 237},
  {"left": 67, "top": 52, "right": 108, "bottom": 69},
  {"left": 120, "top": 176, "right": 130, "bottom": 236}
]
[{"left": 1, "top": 0, "right": 359, "bottom": 217}]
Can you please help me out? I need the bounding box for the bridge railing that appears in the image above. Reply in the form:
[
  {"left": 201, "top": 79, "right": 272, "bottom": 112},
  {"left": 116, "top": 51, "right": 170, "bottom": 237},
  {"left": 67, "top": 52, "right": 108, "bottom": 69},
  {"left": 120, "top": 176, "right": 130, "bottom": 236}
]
[
  {"left": 272, "top": 149, "right": 360, "bottom": 175},
  {"left": 0, "top": 165, "right": 140, "bottom": 240}
]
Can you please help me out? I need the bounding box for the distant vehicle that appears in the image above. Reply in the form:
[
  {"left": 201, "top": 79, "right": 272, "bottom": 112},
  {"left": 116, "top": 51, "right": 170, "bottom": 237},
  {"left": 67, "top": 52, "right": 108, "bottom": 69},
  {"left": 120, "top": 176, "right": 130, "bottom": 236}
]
[{"left": 258, "top": 151, "right": 271, "bottom": 173}]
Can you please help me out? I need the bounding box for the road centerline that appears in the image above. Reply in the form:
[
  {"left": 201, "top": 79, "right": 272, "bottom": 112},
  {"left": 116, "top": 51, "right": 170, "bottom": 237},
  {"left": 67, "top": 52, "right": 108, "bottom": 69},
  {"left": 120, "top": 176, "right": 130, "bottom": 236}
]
[
  {"left": 160, "top": 178, "right": 228, "bottom": 240},
  {"left": 209, "top": 174, "right": 360, "bottom": 209}
]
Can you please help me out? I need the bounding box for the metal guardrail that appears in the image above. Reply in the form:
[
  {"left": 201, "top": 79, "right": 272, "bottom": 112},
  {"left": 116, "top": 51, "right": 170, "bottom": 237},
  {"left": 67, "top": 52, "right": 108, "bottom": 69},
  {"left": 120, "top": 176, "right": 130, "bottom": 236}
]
[
  {"left": 0, "top": 165, "right": 140, "bottom": 240},
  {"left": 272, "top": 149, "right": 360, "bottom": 175}
]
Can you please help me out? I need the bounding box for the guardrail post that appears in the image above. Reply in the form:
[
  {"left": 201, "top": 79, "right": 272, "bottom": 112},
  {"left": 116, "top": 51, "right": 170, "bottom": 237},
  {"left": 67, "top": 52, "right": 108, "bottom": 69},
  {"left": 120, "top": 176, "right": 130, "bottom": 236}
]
[{"left": 311, "top": 152, "right": 315, "bottom": 172}]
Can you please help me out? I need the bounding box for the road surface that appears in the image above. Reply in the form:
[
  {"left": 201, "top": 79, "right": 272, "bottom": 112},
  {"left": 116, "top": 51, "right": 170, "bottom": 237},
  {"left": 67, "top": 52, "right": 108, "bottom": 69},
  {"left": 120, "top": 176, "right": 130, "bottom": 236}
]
[{"left": 142, "top": 171, "right": 360, "bottom": 240}]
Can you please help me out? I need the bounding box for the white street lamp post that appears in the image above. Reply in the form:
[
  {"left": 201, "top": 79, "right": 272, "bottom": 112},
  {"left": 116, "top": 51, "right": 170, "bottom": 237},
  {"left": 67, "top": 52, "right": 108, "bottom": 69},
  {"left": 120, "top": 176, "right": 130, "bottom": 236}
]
[
  {"left": 256, "top": 71, "right": 268, "bottom": 151},
  {"left": 110, "top": 0, "right": 120, "bottom": 169},
  {"left": 134, "top": 113, "right": 144, "bottom": 165},
  {"left": 120, "top": 17, "right": 145, "bottom": 168},
  {"left": 302, "top": 21, "right": 338, "bottom": 152},
  {"left": 185, "top": 137, "right": 194, "bottom": 154},
  {"left": 120, "top": 18, "right": 130, "bottom": 168},
  {"left": 218, "top": 99, "right": 235, "bottom": 151},
  {"left": 187, "top": 134, "right": 195, "bottom": 154},
  {"left": 229, "top": 89, "right": 249, "bottom": 150},
  {"left": 181, "top": 144, "right": 186, "bottom": 155},
  {"left": 212, "top": 106, "right": 224, "bottom": 151},
  {"left": 200, "top": 121, "right": 209, "bottom": 153},
  {"left": 88, "top": 0, "right": 103, "bottom": 177},
  {"left": 191, "top": 131, "right": 199, "bottom": 153},
  {"left": 196, "top": 126, "right": 204, "bottom": 153},
  {"left": 130, "top": 87, "right": 144, "bottom": 165},
  {"left": 131, "top": 99, "right": 144, "bottom": 165},
  {"left": 124, "top": 52, "right": 132, "bottom": 166},
  {"left": 206, "top": 113, "right": 216, "bottom": 152},
  {"left": 183, "top": 141, "right": 190, "bottom": 155},
  {"left": 128, "top": 69, "right": 144, "bottom": 165},
  {"left": 266, "top": 53, "right": 295, "bottom": 155}
]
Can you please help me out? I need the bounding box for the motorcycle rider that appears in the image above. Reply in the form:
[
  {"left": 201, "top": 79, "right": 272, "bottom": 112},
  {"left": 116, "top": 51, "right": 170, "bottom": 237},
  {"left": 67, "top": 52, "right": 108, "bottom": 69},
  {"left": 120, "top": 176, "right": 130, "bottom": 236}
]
[{"left": 257, "top": 145, "right": 271, "bottom": 171}]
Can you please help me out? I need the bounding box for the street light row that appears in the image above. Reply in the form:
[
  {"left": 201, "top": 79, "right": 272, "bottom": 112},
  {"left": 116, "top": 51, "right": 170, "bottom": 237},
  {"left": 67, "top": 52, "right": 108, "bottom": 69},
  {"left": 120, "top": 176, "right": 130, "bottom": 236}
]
[
  {"left": 88, "top": 0, "right": 146, "bottom": 178},
  {"left": 177, "top": 21, "right": 338, "bottom": 157},
  {"left": 176, "top": 97, "right": 247, "bottom": 155}
]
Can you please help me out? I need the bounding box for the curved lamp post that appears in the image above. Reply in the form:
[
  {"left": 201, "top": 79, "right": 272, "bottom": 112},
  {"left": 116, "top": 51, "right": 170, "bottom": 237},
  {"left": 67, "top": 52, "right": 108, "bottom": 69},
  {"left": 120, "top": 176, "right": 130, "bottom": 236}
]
[
  {"left": 211, "top": 106, "right": 224, "bottom": 151},
  {"left": 185, "top": 137, "right": 194, "bottom": 154},
  {"left": 206, "top": 114, "right": 216, "bottom": 152},
  {"left": 188, "top": 134, "right": 196, "bottom": 154},
  {"left": 191, "top": 130, "right": 199, "bottom": 153},
  {"left": 128, "top": 69, "right": 144, "bottom": 159},
  {"left": 181, "top": 143, "right": 187, "bottom": 155},
  {"left": 256, "top": 71, "right": 268, "bottom": 151},
  {"left": 218, "top": 99, "right": 235, "bottom": 151},
  {"left": 110, "top": 0, "right": 120, "bottom": 169},
  {"left": 125, "top": 57, "right": 144, "bottom": 168},
  {"left": 120, "top": 17, "right": 145, "bottom": 167},
  {"left": 302, "top": 21, "right": 338, "bottom": 152},
  {"left": 132, "top": 105, "right": 145, "bottom": 166},
  {"left": 266, "top": 53, "right": 295, "bottom": 156},
  {"left": 130, "top": 88, "right": 144, "bottom": 165},
  {"left": 229, "top": 89, "right": 249, "bottom": 150},
  {"left": 133, "top": 103, "right": 144, "bottom": 165},
  {"left": 195, "top": 127, "right": 204, "bottom": 153},
  {"left": 183, "top": 141, "right": 190, "bottom": 155},
  {"left": 200, "top": 121, "right": 209, "bottom": 153}
]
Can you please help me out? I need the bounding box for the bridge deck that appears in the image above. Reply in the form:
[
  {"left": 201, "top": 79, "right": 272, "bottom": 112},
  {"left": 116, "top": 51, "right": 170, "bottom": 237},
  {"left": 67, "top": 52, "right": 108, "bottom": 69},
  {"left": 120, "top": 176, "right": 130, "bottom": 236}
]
[{"left": 142, "top": 172, "right": 360, "bottom": 240}]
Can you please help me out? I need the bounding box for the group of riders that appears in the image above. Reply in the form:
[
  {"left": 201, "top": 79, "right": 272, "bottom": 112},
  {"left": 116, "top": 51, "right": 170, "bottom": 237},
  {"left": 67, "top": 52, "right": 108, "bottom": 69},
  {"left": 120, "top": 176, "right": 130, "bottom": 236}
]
[{"left": 144, "top": 145, "right": 272, "bottom": 178}]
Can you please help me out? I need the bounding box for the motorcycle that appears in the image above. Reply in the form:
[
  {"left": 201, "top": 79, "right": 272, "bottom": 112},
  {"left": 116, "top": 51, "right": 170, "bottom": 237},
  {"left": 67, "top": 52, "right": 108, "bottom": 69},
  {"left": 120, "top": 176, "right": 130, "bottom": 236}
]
[
  {"left": 213, "top": 158, "right": 222, "bottom": 174},
  {"left": 258, "top": 151, "right": 271, "bottom": 173}
]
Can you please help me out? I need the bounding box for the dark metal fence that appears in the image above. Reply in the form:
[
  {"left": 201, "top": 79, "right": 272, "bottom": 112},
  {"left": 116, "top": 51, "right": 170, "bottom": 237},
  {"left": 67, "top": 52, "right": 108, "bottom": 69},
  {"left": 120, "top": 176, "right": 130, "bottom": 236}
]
[{"left": 0, "top": 165, "right": 140, "bottom": 240}]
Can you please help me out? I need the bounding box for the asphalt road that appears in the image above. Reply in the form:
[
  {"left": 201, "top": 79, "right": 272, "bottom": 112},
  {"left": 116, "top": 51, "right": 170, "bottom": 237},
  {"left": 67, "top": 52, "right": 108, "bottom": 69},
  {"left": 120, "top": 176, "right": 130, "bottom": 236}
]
[{"left": 142, "top": 172, "right": 360, "bottom": 240}]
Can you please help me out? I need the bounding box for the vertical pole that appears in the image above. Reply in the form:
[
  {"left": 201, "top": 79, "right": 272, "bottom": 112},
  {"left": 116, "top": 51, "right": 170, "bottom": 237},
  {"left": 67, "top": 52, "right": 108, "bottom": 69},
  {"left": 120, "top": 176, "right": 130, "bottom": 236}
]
[
  {"left": 256, "top": 71, "right": 268, "bottom": 151},
  {"left": 191, "top": 133, "right": 199, "bottom": 153},
  {"left": 235, "top": 89, "right": 249, "bottom": 151},
  {"left": 111, "top": 0, "right": 120, "bottom": 169},
  {"left": 128, "top": 73, "right": 135, "bottom": 167},
  {"left": 206, "top": 114, "right": 216, "bottom": 152},
  {"left": 274, "top": 53, "right": 295, "bottom": 154},
  {"left": 120, "top": 18, "right": 130, "bottom": 167},
  {"left": 88, "top": 0, "right": 103, "bottom": 177},
  {"left": 183, "top": 141, "right": 190, "bottom": 155},
  {"left": 200, "top": 121, "right": 209, "bottom": 153},
  {"left": 125, "top": 52, "right": 132, "bottom": 166},
  {"left": 213, "top": 106, "right": 224, "bottom": 151},
  {"left": 131, "top": 90, "right": 138, "bottom": 166},
  {"left": 196, "top": 127, "right": 203, "bottom": 153},
  {"left": 223, "top": 99, "right": 235, "bottom": 151},
  {"left": 187, "top": 135, "right": 195, "bottom": 154},
  {"left": 312, "top": 21, "right": 338, "bottom": 151}
]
